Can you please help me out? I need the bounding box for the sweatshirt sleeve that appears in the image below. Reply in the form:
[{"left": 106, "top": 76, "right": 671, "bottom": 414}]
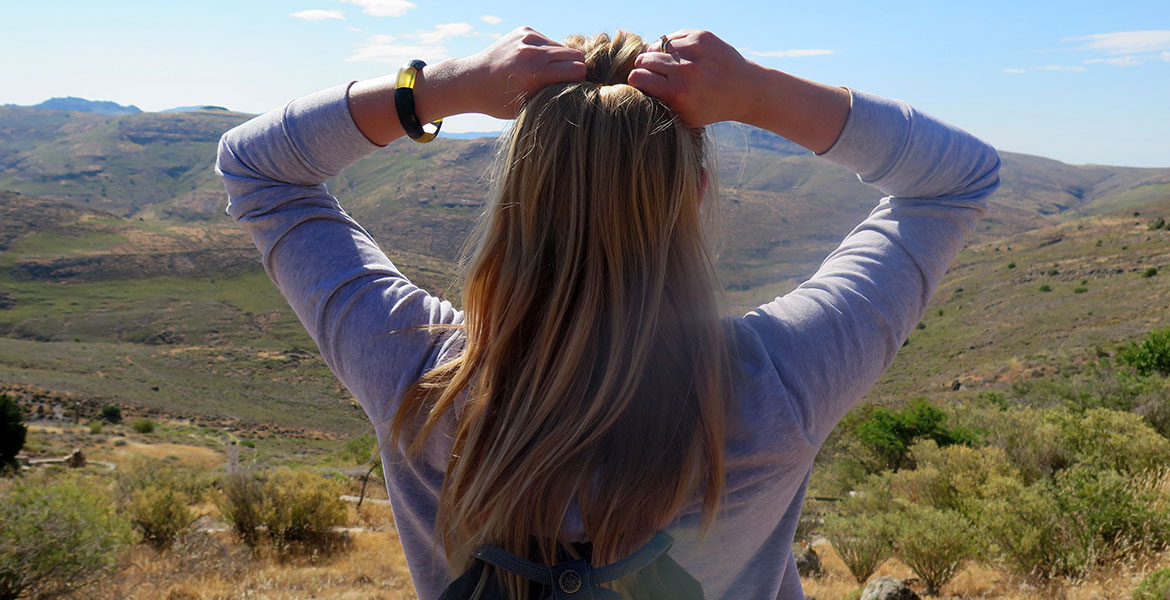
[
  {"left": 739, "top": 89, "right": 1001, "bottom": 446},
  {"left": 215, "top": 82, "right": 462, "bottom": 425}
]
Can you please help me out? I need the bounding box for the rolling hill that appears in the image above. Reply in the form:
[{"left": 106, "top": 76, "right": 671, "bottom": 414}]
[{"left": 1, "top": 101, "right": 1169, "bottom": 437}]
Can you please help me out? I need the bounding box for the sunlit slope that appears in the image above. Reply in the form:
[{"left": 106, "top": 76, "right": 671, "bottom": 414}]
[{"left": 870, "top": 193, "right": 1170, "bottom": 403}]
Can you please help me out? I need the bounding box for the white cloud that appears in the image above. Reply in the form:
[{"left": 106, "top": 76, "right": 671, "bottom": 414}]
[
  {"left": 1065, "top": 30, "right": 1170, "bottom": 54},
  {"left": 341, "top": 0, "right": 416, "bottom": 18},
  {"left": 748, "top": 49, "right": 835, "bottom": 58},
  {"left": 405, "top": 22, "right": 475, "bottom": 45},
  {"left": 1163, "top": 51, "right": 1170, "bottom": 62},
  {"left": 481, "top": 15, "right": 502, "bottom": 25},
  {"left": 1036, "top": 65, "right": 1086, "bottom": 72},
  {"left": 1085, "top": 55, "right": 1144, "bottom": 67},
  {"left": 347, "top": 34, "right": 446, "bottom": 64},
  {"left": 290, "top": 9, "right": 344, "bottom": 21},
  {"left": 346, "top": 27, "right": 362, "bottom": 32},
  {"left": 1003, "top": 68, "right": 1026, "bottom": 74}
]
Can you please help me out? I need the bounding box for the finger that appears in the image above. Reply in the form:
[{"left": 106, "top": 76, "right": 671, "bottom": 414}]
[
  {"left": 627, "top": 67, "right": 672, "bottom": 99},
  {"left": 634, "top": 52, "right": 682, "bottom": 73},
  {"left": 541, "top": 60, "right": 587, "bottom": 85},
  {"left": 541, "top": 46, "right": 586, "bottom": 62}
]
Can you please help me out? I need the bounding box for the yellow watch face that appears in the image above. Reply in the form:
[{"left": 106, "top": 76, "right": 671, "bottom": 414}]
[{"left": 395, "top": 64, "right": 419, "bottom": 90}]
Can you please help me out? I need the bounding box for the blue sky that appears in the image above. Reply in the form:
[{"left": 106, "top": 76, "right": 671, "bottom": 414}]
[{"left": 2, "top": 1, "right": 1167, "bottom": 167}]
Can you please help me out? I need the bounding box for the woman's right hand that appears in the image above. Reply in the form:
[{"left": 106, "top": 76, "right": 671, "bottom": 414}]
[
  {"left": 629, "top": 29, "right": 850, "bottom": 154},
  {"left": 627, "top": 30, "right": 762, "bottom": 128}
]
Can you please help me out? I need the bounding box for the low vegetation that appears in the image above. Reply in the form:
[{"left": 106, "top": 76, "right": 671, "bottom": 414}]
[
  {"left": 0, "top": 472, "right": 133, "bottom": 600},
  {"left": 809, "top": 327, "right": 1170, "bottom": 595}
]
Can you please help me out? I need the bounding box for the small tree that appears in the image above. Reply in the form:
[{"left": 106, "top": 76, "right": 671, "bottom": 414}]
[
  {"left": 1119, "top": 327, "right": 1170, "bottom": 376},
  {"left": 891, "top": 505, "right": 978, "bottom": 595},
  {"left": 853, "top": 400, "right": 976, "bottom": 472},
  {"left": 823, "top": 512, "right": 893, "bottom": 584},
  {"left": 0, "top": 394, "right": 27, "bottom": 474},
  {"left": 0, "top": 473, "right": 132, "bottom": 600}
]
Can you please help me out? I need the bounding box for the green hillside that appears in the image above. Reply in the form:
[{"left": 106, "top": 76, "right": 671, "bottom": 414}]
[{"left": 2, "top": 104, "right": 1169, "bottom": 438}]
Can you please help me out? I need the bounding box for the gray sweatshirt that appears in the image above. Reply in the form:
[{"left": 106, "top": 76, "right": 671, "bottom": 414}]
[{"left": 216, "top": 81, "right": 1000, "bottom": 600}]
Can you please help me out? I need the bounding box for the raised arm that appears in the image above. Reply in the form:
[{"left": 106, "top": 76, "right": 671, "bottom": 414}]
[
  {"left": 630, "top": 30, "right": 1001, "bottom": 445},
  {"left": 215, "top": 28, "right": 586, "bottom": 420}
]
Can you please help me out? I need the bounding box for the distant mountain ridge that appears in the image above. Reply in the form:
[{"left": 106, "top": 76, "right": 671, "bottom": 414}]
[
  {"left": 1, "top": 100, "right": 1168, "bottom": 312},
  {"left": 23, "top": 97, "right": 143, "bottom": 116},
  {"left": 8, "top": 96, "right": 232, "bottom": 116}
]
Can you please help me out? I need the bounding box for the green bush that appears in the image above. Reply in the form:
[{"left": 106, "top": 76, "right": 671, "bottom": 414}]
[
  {"left": 974, "top": 475, "right": 1096, "bottom": 578},
  {"left": 117, "top": 458, "right": 212, "bottom": 550},
  {"left": 88, "top": 420, "right": 103, "bottom": 435},
  {"left": 100, "top": 404, "right": 122, "bottom": 424},
  {"left": 1039, "top": 284, "right": 1052, "bottom": 292},
  {"left": 822, "top": 511, "right": 892, "bottom": 584},
  {"left": 130, "top": 417, "right": 155, "bottom": 434},
  {"left": 852, "top": 400, "right": 976, "bottom": 472},
  {"left": 1134, "top": 567, "right": 1170, "bottom": 600},
  {"left": 127, "top": 486, "right": 194, "bottom": 550},
  {"left": 0, "top": 473, "right": 132, "bottom": 600},
  {"left": 890, "top": 505, "right": 978, "bottom": 596},
  {"left": 1120, "top": 327, "right": 1170, "bottom": 376},
  {"left": 1144, "top": 267, "right": 1159, "bottom": 278},
  {"left": 1054, "top": 408, "right": 1170, "bottom": 475},
  {"left": 218, "top": 472, "right": 266, "bottom": 548},
  {"left": 218, "top": 468, "right": 348, "bottom": 553},
  {"left": 261, "top": 468, "right": 348, "bottom": 548},
  {"left": 0, "top": 394, "right": 27, "bottom": 473}
]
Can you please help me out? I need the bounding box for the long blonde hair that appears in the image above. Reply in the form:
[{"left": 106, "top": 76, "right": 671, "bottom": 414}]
[{"left": 392, "top": 31, "right": 731, "bottom": 599}]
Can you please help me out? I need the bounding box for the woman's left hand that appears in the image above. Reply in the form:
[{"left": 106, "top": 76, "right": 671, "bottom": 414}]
[{"left": 449, "top": 27, "right": 587, "bottom": 119}]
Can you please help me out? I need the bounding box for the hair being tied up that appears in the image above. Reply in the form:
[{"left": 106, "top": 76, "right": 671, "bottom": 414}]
[{"left": 392, "top": 31, "right": 731, "bottom": 600}]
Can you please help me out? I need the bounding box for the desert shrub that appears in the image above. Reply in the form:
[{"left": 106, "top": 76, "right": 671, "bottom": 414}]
[
  {"left": 130, "top": 417, "right": 156, "bottom": 434},
  {"left": 88, "top": 420, "right": 103, "bottom": 434},
  {"left": 261, "top": 467, "right": 348, "bottom": 549},
  {"left": 891, "top": 441, "right": 1017, "bottom": 514},
  {"left": 0, "top": 473, "right": 133, "bottom": 600},
  {"left": 0, "top": 393, "right": 27, "bottom": 473},
  {"left": 1120, "top": 327, "right": 1170, "bottom": 376},
  {"left": 822, "top": 511, "right": 892, "bottom": 584},
  {"left": 1054, "top": 408, "right": 1170, "bottom": 474},
  {"left": 1054, "top": 465, "right": 1170, "bottom": 554},
  {"left": 1039, "top": 284, "right": 1052, "bottom": 292},
  {"left": 1144, "top": 267, "right": 1159, "bottom": 278},
  {"left": 975, "top": 475, "right": 1095, "bottom": 578},
  {"left": 127, "top": 485, "right": 194, "bottom": 550},
  {"left": 100, "top": 404, "right": 122, "bottom": 423},
  {"left": 118, "top": 458, "right": 212, "bottom": 550},
  {"left": 218, "top": 468, "right": 348, "bottom": 553},
  {"left": 1134, "top": 379, "right": 1170, "bottom": 439},
  {"left": 1134, "top": 567, "right": 1170, "bottom": 600},
  {"left": 851, "top": 399, "right": 976, "bottom": 472},
  {"left": 890, "top": 505, "right": 978, "bottom": 596},
  {"left": 218, "top": 472, "right": 266, "bottom": 548}
]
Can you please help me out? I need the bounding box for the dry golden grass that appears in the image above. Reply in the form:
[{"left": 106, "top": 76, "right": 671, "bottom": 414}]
[
  {"left": 801, "top": 539, "right": 1170, "bottom": 599},
  {"left": 105, "top": 530, "right": 416, "bottom": 600},
  {"left": 108, "top": 439, "right": 223, "bottom": 467}
]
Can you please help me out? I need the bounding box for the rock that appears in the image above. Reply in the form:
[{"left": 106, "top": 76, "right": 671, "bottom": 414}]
[
  {"left": 861, "top": 576, "right": 920, "bottom": 600},
  {"left": 793, "top": 543, "right": 823, "bottom": 577},
  {"left": 66, "top": 448, "right": 86, "bottom": 468}
]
